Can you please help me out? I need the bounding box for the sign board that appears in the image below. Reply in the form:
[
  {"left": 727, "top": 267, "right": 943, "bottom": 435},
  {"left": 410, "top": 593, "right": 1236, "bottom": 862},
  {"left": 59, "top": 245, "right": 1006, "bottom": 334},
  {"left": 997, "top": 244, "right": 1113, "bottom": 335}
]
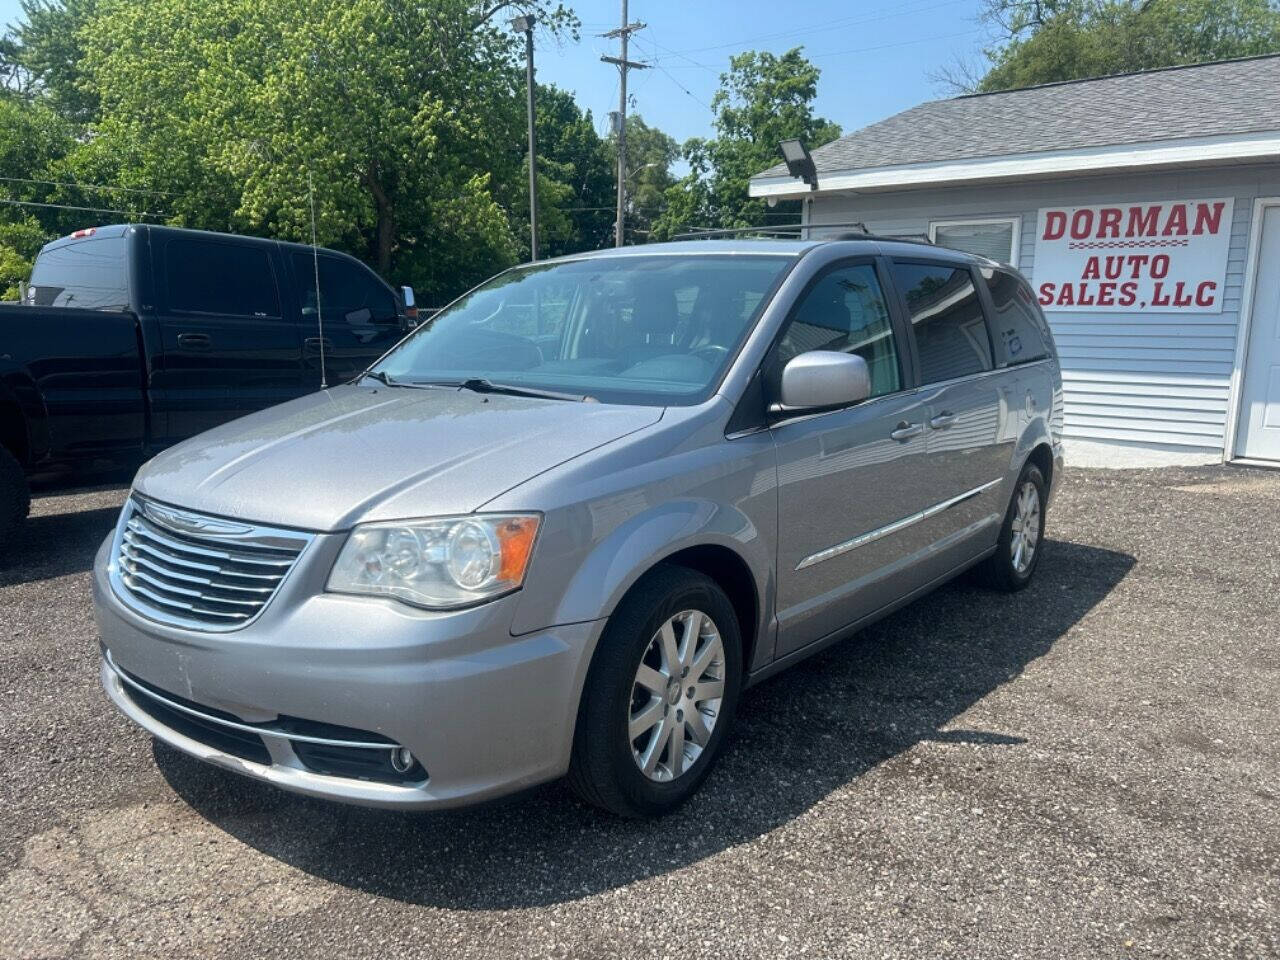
[{"left": 1032, "top": 198, "right": 1234, "bottom": 313}]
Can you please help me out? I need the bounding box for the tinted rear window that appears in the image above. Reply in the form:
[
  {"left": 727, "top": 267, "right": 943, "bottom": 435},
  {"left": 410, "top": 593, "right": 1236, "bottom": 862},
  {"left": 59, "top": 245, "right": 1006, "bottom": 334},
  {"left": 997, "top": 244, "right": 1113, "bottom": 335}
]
[
  {"left": 28, "top": 236, "right": 130, "bottom": 310},
  {"left": 166, "top": 238, "right": 280, "bottom": 317},
  {"left": 982, "top": 268, "right": 1052, "bottom": 366},
  {"left": 890, "top": 261, "right": 993, "bottom": 384}
]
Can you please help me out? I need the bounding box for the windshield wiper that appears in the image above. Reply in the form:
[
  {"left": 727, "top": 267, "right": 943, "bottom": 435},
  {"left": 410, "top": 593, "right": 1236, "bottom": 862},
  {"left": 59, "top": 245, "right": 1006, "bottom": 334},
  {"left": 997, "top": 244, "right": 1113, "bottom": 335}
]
[
  {"left": 363, "top": 370, "right": 399, "bottom": 387},
  {"left": 456, "top": 378, "right": 590, "bottom": 402}
]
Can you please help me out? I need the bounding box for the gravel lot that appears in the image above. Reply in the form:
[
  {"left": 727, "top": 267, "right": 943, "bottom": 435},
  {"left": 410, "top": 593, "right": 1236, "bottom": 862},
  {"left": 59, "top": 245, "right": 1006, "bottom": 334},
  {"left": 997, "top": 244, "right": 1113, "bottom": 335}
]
[{"left": 1, "top": 465, "right": 1277, "bottom": 960}]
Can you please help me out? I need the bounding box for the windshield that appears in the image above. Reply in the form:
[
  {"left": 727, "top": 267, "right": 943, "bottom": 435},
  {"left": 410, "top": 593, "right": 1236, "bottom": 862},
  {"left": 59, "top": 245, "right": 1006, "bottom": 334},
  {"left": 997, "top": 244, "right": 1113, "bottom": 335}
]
[{"left": 374, "top": 254, "right": 794, "bottom": 405}]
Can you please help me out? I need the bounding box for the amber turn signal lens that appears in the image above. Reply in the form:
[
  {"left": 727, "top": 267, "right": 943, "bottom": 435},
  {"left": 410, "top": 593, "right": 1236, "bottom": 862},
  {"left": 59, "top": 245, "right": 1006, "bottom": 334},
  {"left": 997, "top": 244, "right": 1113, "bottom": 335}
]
[{"left": 496, "top": 516, "right": 540, "bottom": 584}]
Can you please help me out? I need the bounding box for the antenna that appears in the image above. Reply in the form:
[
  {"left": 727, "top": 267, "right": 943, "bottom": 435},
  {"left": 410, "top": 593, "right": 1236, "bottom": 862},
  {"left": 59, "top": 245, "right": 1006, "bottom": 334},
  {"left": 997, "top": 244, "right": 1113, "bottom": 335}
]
[{"left": 308, "top": 169, "right": 328, "bottom": 389}]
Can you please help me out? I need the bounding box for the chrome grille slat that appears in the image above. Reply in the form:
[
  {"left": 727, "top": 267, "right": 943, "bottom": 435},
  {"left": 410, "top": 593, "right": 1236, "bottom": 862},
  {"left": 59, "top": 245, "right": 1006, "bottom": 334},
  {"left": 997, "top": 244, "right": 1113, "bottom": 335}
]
[
  {"left": 123, "top": 582, "right": 252, "bottom": 620},
  {"left": 109, "top": 499, "right": 312, "bottom": 631},
  {"left": 125, "top": 520, "right": 297, "bottom": 567},
  {"left": 122, "top": 567, "right": 266, "bottom": 607},
  {"left": 122, "top": 533, "right": 283, "bottom": 580},
  {"left": 120, "top": 551, "right": 277, "bottom": 593}
]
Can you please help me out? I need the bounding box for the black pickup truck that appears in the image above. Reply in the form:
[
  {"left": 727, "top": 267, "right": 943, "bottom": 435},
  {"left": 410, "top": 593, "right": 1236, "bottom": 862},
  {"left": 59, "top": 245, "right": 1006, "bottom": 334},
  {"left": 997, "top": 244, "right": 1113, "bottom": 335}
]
[{"left": 0, "top": 223, "right": 416, "bottom": 542}]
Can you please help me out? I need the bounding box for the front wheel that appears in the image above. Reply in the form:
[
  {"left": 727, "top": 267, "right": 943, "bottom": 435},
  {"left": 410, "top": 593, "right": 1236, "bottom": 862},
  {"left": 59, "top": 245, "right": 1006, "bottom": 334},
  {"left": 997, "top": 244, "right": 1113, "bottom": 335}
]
[
  {"left": 568, "top": 566, "right": 742, "bottom": 818},
  {"left": 976, "top": 463, "right": 1047, "bottom": 592},
  {"left": 0, "top": 445, "right": 30, "bottom": 548}
]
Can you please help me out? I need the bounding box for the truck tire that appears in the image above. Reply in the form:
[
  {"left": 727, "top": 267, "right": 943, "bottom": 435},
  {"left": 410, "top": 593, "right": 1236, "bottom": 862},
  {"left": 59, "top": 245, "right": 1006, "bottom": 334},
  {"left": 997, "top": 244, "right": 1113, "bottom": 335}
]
[{"left": 0, "top": 445, "right": 31, "bottom": 546}]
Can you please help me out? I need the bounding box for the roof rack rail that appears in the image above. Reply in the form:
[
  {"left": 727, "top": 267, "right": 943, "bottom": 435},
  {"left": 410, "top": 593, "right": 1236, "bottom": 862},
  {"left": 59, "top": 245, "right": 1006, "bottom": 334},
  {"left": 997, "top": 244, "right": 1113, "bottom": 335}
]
[{"left": 671, "top": 221, "right": 935, "bottom": 246}]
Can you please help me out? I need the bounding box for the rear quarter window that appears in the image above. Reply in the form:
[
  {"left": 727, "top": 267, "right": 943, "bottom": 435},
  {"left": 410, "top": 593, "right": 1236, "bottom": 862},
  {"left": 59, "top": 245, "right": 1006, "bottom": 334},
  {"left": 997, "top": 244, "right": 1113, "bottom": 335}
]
[
  {"left": 982, "top": 267, "right": 1052, "bottom": 366},
  {"left": 28, "top": 236, "right": 130, "bottom": 311}
]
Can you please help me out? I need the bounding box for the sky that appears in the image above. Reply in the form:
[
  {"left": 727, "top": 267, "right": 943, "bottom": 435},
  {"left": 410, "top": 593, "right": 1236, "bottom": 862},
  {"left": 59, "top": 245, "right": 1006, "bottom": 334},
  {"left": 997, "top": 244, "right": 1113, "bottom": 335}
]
[
  {"left": 540, "top": 0, "right": 995, "bottom": 145},
  {"left": 0, "top": 0, "right": 997, "bottom": 145}
]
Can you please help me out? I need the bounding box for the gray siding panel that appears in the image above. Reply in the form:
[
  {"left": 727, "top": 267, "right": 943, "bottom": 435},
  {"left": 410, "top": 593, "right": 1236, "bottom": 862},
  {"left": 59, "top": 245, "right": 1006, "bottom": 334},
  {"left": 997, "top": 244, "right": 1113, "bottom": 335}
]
[{"left": 807, "top": 163, "right": 1280, "bottom": 452}]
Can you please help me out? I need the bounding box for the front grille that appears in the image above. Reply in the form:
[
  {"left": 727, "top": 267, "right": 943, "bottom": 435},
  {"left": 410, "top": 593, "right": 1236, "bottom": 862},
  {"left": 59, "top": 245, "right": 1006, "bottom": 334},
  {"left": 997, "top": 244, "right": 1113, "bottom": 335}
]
[{"left": 110, "top": 498, "right": 312, "bottom": 631}]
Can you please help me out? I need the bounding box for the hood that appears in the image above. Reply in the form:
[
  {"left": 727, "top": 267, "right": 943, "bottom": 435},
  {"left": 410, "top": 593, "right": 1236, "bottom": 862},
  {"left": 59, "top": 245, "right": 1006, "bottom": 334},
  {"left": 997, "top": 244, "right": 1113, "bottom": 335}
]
[{"left": 134, "top": 384, "right": 663, "bottom": 531}]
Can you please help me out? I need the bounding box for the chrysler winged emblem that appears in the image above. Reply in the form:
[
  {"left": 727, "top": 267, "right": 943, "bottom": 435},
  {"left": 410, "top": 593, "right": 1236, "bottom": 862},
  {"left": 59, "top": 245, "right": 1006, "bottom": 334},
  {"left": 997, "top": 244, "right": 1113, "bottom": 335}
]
[{"left": 141, "top": 501, "right": 255, "bottom": 538}]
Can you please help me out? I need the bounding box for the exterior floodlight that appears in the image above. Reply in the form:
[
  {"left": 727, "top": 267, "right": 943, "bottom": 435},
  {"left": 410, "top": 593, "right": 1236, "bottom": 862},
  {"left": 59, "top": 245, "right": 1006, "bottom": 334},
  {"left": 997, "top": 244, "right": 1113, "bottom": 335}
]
[
  {"left": 779, "top": 138, "right": 818, "bottom": 190},
  {"left": 510, "top": 14, "right": 535, "bottom": 33}
]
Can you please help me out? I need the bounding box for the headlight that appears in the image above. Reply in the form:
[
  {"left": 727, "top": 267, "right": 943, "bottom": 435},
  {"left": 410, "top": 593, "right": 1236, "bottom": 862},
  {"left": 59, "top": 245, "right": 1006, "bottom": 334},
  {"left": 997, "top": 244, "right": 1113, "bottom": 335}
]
[{"left": 327, "top": 514, "right": 540, "bottom": 609}]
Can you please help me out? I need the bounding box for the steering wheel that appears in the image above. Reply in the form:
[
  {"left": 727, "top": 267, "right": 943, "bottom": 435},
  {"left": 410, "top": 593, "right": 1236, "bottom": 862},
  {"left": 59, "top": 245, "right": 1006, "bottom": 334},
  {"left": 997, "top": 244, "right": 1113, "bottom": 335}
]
[{"left": 692, "top": 344, "right": 729, "bottom": 365}]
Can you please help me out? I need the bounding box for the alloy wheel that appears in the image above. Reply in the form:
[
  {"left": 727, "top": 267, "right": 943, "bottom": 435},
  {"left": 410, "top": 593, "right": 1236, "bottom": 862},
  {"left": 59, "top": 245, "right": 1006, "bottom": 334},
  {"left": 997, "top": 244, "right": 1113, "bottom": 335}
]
[
  {"left": 628, "top": 609, "right": 726, "bottom": 782},
  {"left": 1010, "top": 480, "right": 1041, "bottom": 574}
]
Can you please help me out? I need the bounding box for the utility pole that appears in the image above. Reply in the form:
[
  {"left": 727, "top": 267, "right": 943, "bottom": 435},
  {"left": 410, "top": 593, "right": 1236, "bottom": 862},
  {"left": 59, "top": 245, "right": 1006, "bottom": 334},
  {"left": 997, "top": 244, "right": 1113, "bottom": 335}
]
[
  {"left": 512, "top": 14, "right": 539, "bottom": 260},
  {"left": 600, "top": 2, "right": 647, "bottom": 248}
]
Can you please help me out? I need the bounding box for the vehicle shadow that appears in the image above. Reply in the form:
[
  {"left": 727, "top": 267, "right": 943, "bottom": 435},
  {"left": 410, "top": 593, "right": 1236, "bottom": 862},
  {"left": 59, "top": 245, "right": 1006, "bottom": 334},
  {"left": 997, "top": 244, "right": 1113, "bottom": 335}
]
[
  {"left": 0, "top": 495, "right": 125, "bottom": 587},
  {"left": 158, "top": 538, "right": 1134, "bottom": 910}
]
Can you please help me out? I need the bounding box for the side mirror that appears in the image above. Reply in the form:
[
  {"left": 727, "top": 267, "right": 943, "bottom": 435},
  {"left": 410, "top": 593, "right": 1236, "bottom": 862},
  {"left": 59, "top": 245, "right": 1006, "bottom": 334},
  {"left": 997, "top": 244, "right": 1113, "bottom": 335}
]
[
  {"left": 400, "top": 285, "right": 419, "bottom": 326},
  {"left": 778, "top": 351, "right": 871, "bottom": 412}
]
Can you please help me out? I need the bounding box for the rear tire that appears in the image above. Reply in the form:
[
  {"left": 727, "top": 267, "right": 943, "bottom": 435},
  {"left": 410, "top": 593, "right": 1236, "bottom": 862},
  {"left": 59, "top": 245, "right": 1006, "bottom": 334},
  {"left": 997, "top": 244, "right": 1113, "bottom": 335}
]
[
  {"left": 976, "top": 463, "right": 1046, "bottom": 592},
  {"left": 568, "top": 566, "right": 743, "bottom": 818},
  {"left": 0, "top": 445, "right": 30, "bottom": 547}
]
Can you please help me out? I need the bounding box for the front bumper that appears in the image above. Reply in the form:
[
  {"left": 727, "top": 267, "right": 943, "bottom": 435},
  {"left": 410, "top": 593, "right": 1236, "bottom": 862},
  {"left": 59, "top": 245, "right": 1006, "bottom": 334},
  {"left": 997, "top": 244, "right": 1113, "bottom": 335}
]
[{"left": 93, "top": 535, "right": 602, "bottom": 810}]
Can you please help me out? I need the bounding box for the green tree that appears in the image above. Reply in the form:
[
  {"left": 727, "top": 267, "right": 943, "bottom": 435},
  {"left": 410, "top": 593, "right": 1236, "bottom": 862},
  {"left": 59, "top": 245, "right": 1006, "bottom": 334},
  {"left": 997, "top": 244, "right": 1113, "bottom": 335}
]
[
  {"left": 66, "top": 0, "right": 573, "bottom": 303},
  {"left": 654, "top": 48, "right": 840, "bottom": 240},
  {"left": 516, "top": 84, "right": 615, "bottom": 258},
  {"left": 9, "top": 0, "right": 100, "bottom": 121},
  {"left": 0, "top": 92, "right": 77, "bottom": 278},
  {"left": 609, "top": 115, "right": 679, "bottom": 244},
  {"left": 962, "top": 0, "right": 1280, "bottom": 92}
]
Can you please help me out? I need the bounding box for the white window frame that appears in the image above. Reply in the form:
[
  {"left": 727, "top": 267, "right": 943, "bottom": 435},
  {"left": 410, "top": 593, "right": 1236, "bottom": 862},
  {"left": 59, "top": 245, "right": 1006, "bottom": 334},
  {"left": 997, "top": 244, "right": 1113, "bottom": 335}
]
[{"left": 928, "top": 217, "right": 1021, "bottom": 267}]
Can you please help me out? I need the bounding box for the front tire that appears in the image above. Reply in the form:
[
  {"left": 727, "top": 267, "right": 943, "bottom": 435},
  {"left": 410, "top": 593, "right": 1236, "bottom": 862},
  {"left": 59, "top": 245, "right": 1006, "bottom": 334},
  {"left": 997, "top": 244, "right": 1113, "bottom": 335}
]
[
  {"left": 977, "top": 463, "right": 1047, "bottom": 592},
  {"left": 0, "top": 445, "right": 30, "bottom": 547},
  {"left": 568, "top": 566, "right": 743, "bottom": 818}
]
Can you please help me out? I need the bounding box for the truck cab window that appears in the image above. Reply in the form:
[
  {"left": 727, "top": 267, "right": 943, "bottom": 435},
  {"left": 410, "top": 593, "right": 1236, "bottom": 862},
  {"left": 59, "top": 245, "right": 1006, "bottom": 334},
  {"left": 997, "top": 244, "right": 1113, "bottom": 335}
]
[
  {"left": 293, "top": 254, "right": 397, "bottom": 327},
  {"left": 166, "top": 239, "right": 281, "bottom": 317}
]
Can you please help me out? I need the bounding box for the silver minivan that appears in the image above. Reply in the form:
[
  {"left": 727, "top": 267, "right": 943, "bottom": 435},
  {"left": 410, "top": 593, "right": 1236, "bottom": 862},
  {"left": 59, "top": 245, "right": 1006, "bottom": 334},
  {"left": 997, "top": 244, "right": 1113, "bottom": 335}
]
[{"left": 93, "top": 237, "right": 1063, "bottom": 817}]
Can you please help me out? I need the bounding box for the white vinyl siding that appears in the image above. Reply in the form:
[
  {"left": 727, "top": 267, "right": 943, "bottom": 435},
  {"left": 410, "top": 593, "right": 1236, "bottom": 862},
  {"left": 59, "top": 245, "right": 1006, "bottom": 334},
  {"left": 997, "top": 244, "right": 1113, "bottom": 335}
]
[{"left": 804, "top": 163, "right": 1280, "bottom": 458}]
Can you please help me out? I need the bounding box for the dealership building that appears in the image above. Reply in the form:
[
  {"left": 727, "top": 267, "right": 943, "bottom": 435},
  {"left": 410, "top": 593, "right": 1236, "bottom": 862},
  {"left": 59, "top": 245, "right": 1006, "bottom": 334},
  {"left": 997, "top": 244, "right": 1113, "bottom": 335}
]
[{"left": 750, "top": 55, "right": 1280, "bottom": 468}]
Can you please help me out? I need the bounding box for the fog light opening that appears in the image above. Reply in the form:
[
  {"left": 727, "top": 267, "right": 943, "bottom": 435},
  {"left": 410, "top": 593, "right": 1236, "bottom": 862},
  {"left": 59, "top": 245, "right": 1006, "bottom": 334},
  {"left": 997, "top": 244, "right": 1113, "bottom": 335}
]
[{"left": 390, "top": 746, "right": 415, "bottom": 773}]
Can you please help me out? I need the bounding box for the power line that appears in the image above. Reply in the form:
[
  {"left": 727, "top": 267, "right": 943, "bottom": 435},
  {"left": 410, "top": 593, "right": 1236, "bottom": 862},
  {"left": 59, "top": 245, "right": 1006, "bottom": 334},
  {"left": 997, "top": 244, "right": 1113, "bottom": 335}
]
[
  {"left": 649, "top": 61, "right": 713, "bottom": 111},
  {"left": 0, "top": 197, "right": 161, "bottom": 218},
  {"left": 0, "top": 175, "right": 176, "bottom": 198}
]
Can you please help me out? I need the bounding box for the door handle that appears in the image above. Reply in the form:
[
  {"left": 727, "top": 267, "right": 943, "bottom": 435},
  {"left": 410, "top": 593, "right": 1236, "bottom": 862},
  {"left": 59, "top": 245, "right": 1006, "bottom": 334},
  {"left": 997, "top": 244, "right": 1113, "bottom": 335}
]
[
  {"left": 929, "top": 411, "right": 957, "bottom": 430},
  {"left": 176, "top": 333, "right": 211, "bottom": 349},
  {"left": 890, "top": 421, "right": 923, "bottom": 442},
  {"left": 304, "top": 337, "right": 333, "bottom": 350}
]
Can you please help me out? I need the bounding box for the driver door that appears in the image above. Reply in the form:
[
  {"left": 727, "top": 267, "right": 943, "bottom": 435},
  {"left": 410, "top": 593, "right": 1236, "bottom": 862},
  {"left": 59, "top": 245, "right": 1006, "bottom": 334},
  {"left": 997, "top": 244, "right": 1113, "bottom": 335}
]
[{"left": 769, "top": 258, "right": 933, "bottom": 658}]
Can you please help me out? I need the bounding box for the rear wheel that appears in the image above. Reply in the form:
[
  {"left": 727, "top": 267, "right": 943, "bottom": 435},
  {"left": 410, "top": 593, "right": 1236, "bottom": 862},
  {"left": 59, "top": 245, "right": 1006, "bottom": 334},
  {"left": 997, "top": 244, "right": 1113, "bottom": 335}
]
[
  {"left": 568, "top": 566, "right": 742, "bottom": 817},
  {"left": 976, "top": 463, "right": 1046, "bottom": 592},
  {"left": 0, "top": 445, "right": 30, "bottom": 547}
]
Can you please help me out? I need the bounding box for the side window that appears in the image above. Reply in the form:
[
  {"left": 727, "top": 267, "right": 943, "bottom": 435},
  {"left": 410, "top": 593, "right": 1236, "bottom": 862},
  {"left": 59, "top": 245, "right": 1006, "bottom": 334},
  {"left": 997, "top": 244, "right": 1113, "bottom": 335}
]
[
  {"left": 166, "top": 238, "right": 280, "bottom": 317},
  {"left": 293, "top": 253, "right": 397, "bottom": 327},
  {"left": 770, "top": 262, "right": 902, "bottom": 399},
  {"left": 981, "top": 267, "right": 1051, "bottom": 366},
  {"left": 891, "top": 261, "right": 992, "bottom": 384}
]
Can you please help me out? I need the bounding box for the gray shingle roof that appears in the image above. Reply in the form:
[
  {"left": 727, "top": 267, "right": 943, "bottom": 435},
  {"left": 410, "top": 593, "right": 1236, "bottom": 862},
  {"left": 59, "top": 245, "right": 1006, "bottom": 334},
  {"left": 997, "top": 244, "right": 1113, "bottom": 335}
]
[{"left": 754, "top": 55, "right": 1280, "bottom": 181}]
